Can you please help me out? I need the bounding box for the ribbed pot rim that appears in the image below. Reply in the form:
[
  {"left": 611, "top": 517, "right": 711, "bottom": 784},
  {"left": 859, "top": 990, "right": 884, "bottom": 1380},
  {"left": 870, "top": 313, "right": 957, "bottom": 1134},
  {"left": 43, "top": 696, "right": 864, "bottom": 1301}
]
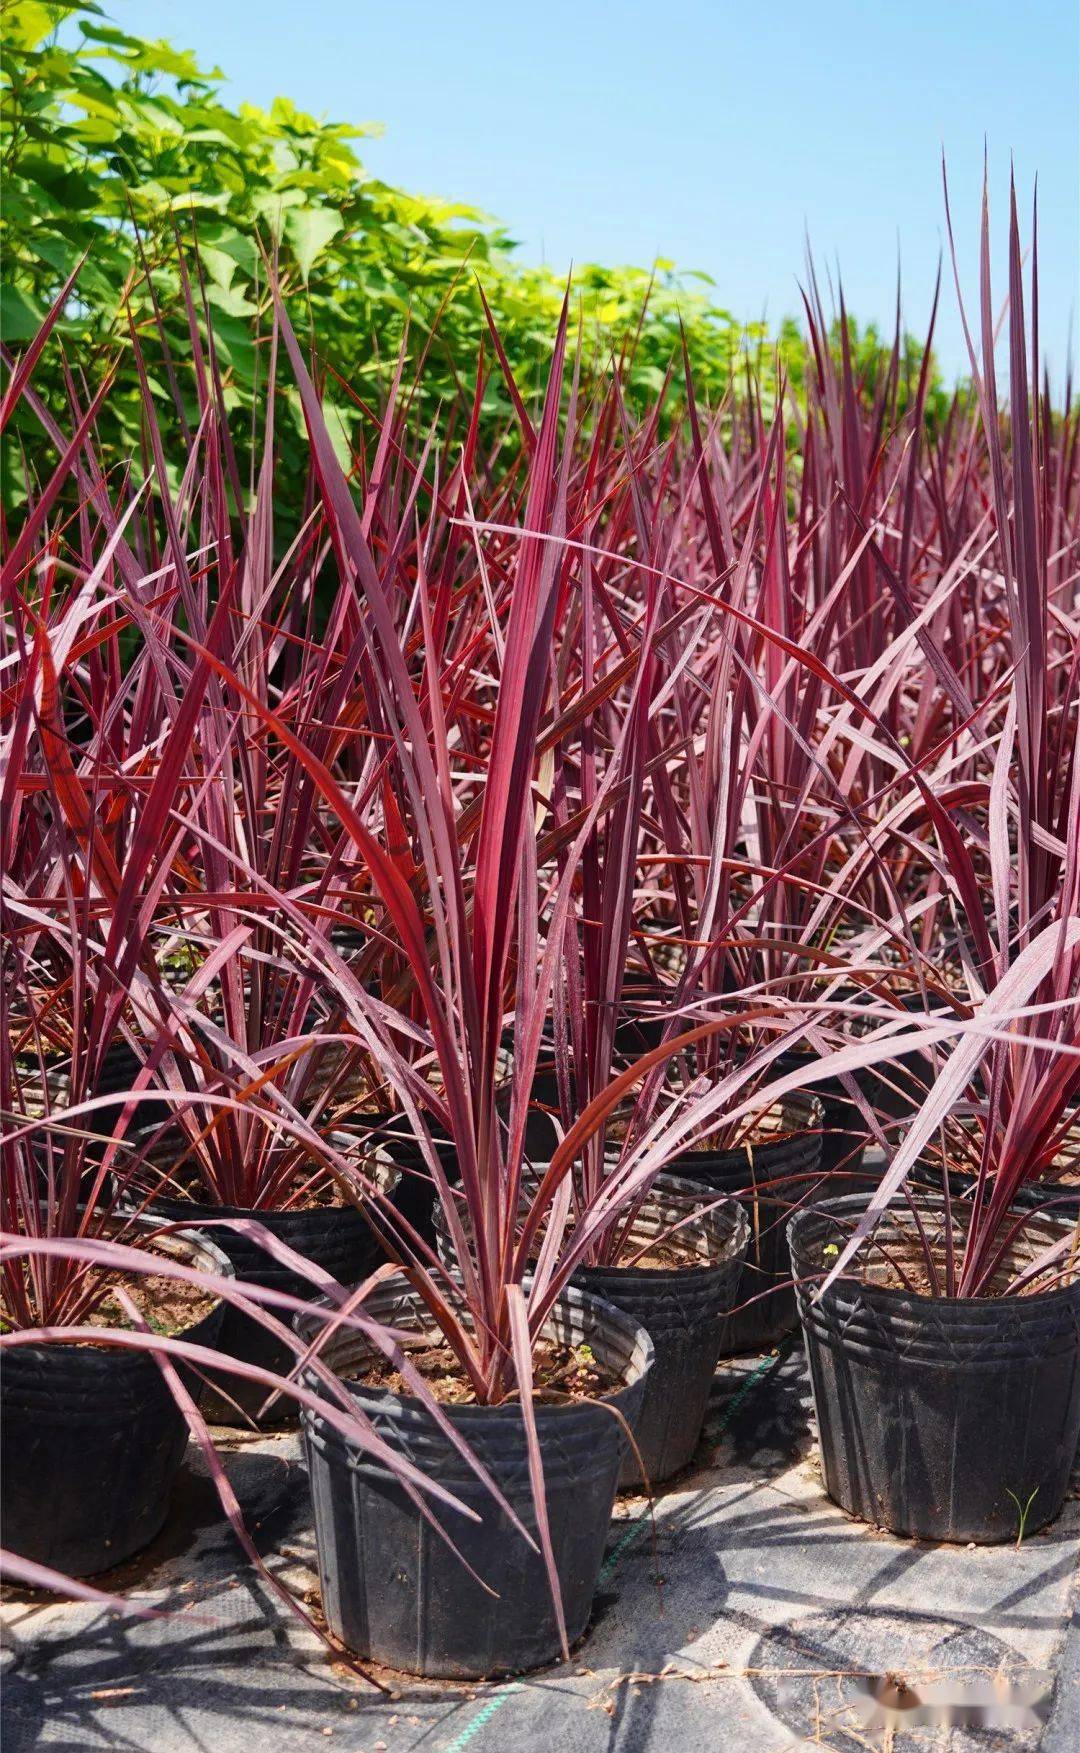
[
  {"left": 1018, "top": 1183, "right": 1080, "bottom": 1214},
  {"left": 143, "top": 1129, "right": 399, "bottom": 1219},
  {"left": 788, "top": 1190, "right": 1080, "bottom": 1316},
  {"left": 431, "top": 1169, "right": 748, "bottom": 1278},
  {"left": 295, "top": 1272, "right": 654, "bottom": 1419},
  {"left": 573, "top": 1173, "right": 749, "bottom": 1283},
  {"left": 151, "top": 1176, "right": 398, "bottom": 1225},
  {"left": 13, "top": 1035, "right": 141, "bottom": 1068},
  {"left": 662, "top": 1091, "right": 825, "bottom": 1165},
  {"left": 913, "top": 1163, "right": 1080, "bottom": 1215},
  {"left": 912, "top": 1110, "right": 1080, "bottom": 1212}
]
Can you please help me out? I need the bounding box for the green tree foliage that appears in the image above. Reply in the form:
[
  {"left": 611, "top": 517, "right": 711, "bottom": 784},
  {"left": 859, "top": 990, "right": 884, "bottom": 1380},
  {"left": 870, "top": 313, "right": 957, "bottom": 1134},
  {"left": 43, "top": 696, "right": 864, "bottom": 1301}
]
[{"left": 1, "top": 0, "right": 939, "bottom": 509}]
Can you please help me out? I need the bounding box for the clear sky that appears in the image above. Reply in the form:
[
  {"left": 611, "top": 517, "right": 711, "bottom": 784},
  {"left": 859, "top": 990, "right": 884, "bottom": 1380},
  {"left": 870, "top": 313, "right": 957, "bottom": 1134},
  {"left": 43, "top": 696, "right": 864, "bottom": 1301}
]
[{"left": 113, "top": 1, "right": 1078, "bottom": 384}]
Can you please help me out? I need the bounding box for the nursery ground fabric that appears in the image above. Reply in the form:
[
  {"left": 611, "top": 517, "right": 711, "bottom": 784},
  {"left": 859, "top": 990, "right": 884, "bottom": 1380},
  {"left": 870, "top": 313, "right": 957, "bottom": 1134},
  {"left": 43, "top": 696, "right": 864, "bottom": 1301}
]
[{"left": 2, "top": 1344, "right": 1078, "bottom": 1752}]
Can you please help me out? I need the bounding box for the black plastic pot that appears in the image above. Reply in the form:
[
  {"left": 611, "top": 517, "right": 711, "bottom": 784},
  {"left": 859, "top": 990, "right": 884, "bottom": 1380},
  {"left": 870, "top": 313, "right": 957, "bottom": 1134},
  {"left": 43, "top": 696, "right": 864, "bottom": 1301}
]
[
  {"left": 372, "top": 1115, "right": 459, "bottom": 1248},
  {"left": 909, "top": 1109, "right": 1080, "bottom": 1223},
  {"left": 153, "top": 1169, "right": 398, "bottom": 1424},
  {"left": 297, "top": 1277, "right": 653, "bottom": 1677},
  {"left": 1, "top": 1228, "right": 231, "bottom": 1576},
  {"left": 773, "top": 1047, "right": 870, "bottom": 1183},
  {"left": 860, "top": 989, "right": 963, "bottom": 1136},
  {"left": 573, "top": 1174, "right": 748, "bottom": 1485},
  {"left": 16, "top": 1038, "right": 170, "bottom": 1198},
  {"left": 789, "top": 1193, "right": 1080, "bottom": 1542},
  {"left": 664, "top": 1093, "right": 824, "bottom": 1353},
  {"left": 1019, "top": 1182, "right": 1080, "bottom": 1219},
  {"left": 428, "top": 1168, "right": 746, "bottom": 1483},
  {"left": 911, "top": 1162, "right": 1080, "bottom": 1223},
  {"left": 90, "top": 1039, "right": 173, "bottom": 1143},
  {"left": 611, "top": 1022, "right": 870, "bottom": 1181}
]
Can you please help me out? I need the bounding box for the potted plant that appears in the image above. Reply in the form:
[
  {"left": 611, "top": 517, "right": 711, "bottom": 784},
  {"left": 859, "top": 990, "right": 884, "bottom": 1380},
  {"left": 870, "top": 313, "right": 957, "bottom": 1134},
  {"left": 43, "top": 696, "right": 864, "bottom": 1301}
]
[
  {"left": 131, "top": 945, "right": 403, "bottom": 1422},
  {"left": 1, "top": 1100, "right": 232, "bottom": 1576},
  {"left": 594, "top": 574, "right": 893, "bottom": 1347},
  {"left": 509, "top": 556, "right": 750, "bottom": 1485},
  {"left": 789, "top": 191, "right": 1080, "bottom": 1544},
  {"left": 271, "top": 313, "right": 683, "bottom": 1675},
  {"left": 1, "top": 1095, "right": 501, "bottom": 1591},
  {"left": 0, "top": 330, "right": 520, "bottom": 1618},
  {"left": 0, "top": 688, "right": 367, "bottom": 1572},
  {"left": 84, "top": 385, "right": 428, "bottom": 1420}
]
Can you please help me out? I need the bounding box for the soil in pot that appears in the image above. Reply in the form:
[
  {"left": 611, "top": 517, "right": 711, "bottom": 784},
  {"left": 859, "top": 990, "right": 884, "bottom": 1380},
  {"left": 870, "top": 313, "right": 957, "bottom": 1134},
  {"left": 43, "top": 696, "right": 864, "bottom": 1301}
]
[
  {"left": 151, "top": 1158, "right": 400, "bottom": 1425},
  {"left": 572, "top": 1173, "right": 749, "bottom": 1486},
  {"left": 788, "top": 1193, "right": 1080, "bottom": 1543},
  {"left": 296, "top": 1277, "right": 653, "bottom": 1678},
  {"left": 662, "top": 1093, "right": 825, "bottom": 1353},
  {"left": 360, "top": 1334, "right": 618, "bottom": 1403},
  {"left": 1, "top": 1227, "right": 231, "bottom": 1576}
]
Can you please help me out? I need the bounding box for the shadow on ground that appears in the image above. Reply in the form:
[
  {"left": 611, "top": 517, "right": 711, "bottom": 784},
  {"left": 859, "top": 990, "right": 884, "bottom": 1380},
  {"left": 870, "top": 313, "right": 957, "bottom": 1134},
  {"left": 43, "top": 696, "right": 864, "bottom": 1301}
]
[{"left": 3, "top": 1345, "right": 1077, "bottom": 1752}]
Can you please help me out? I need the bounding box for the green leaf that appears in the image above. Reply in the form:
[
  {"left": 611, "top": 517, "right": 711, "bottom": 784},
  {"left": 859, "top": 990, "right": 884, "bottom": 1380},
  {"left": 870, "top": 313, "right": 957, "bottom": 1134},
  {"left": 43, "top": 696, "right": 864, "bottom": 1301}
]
[
  {"left": 4, "top": 1, "right": 67, "bottom": 52},
  {"left": 284, "top": 205, "right": 343, "bottom": 281},
  {"left": 210, "top": 312, "right": 258, "bottom": 386},
  {"left": 197, "top": 244, "right": 238, "bottom": 293},
  {"left": 205, "top": 281, "right": 257, "bottom": 319},
  {"left": 0, "top": 283, "right": 45, "bottom": 342}
]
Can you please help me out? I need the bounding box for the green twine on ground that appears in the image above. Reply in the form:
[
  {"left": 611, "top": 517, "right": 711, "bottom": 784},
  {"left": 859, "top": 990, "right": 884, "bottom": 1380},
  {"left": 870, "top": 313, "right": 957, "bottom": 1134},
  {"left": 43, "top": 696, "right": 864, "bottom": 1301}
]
[
  {"left": 443, "top": 1337, "right": 792, "bottom": 1748},
  {"left": 441, "top": 1683, "right": 524, "bottom": 1751}
]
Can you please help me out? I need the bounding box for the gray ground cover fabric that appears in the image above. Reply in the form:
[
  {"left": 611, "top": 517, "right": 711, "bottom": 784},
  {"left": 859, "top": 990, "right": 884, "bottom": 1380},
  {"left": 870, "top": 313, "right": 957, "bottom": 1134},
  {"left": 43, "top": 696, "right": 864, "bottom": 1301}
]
[{"left": 3, "top": 1344, "right": 1077, "bottom": 1751}]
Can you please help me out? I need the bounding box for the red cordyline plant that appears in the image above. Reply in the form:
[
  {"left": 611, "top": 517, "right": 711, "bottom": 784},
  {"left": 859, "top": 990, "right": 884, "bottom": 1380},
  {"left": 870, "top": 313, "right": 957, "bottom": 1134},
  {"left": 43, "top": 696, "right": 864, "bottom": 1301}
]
[
  {"left": 240, "top": 292, "right": 854, "bottom": 1655},
  {"left": 260, "top": 279, "right": 1027, "bottom": 1629},
  {"left": 0, "top": 749, "right": 503, "bottom": 1634},
  {"left": 532, "top": 380, "right": 868, "bottom": 1249},
  {"left": 3, "top": 295, "right": 356, "bottom": 1219},
  {"left": 4, "top": 176, "right": 1076, "bottom": 1663},
  {"left": 676, "top": 275, "right": 1019, "bottom": 987},
  {"left": 525, "top": 185, "right": 1079, "bottom": 1306},
  {"left": 814, "top": 174, "right": 1080, "bottom": 1299},
  {"left": 0, "top": 285, "right": 545, "bottom": 1626},
  {"left": 571, "top": 383, "right": 878, "bottom": 1164},
  {"left": 535, "top": 385, "right": 689, "bottom": 1232}
]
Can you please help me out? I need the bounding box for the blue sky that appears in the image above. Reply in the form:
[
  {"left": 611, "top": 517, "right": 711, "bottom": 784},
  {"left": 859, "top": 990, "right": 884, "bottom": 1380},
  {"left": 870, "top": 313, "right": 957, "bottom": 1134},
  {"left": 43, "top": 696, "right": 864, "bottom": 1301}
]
[{"left": 113, "top": 1, "right": 1078, "bottom": 383}]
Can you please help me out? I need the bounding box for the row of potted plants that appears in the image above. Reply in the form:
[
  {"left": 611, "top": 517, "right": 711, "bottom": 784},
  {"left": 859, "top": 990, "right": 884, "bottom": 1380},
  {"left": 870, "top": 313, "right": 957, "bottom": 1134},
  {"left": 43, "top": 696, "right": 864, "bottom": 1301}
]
[{"left": 2, "top": 178, "right": 1079, "bottom": 1681}]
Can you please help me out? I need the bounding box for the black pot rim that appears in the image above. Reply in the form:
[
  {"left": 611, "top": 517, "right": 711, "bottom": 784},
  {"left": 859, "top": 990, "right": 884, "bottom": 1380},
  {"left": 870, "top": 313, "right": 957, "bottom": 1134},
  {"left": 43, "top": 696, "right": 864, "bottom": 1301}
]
[
  {"left": 576, "top": 1172, "right": 749, "bottom": 1284},
  {"left": 432, "top": 1168, "right": 748, "bottom": 1281},
  {"left": 150, "top": 1186, "right": 394, "bottom": 1224},
  {"left": 143, "top": 1130, "right": 400, "bottom": 1221},
  {"left": 788, "top": 1189, "right": 1080, "bottom": 1315},
  {"left": 658, "top": 1091, "right": 824, "bottom": 1169},
  {"left": 294, "top": 1271, "right": 654, "bottom": 1421},
  {"left": 911, "top": 1113, "right": 1080, "bottom": 1216}
]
